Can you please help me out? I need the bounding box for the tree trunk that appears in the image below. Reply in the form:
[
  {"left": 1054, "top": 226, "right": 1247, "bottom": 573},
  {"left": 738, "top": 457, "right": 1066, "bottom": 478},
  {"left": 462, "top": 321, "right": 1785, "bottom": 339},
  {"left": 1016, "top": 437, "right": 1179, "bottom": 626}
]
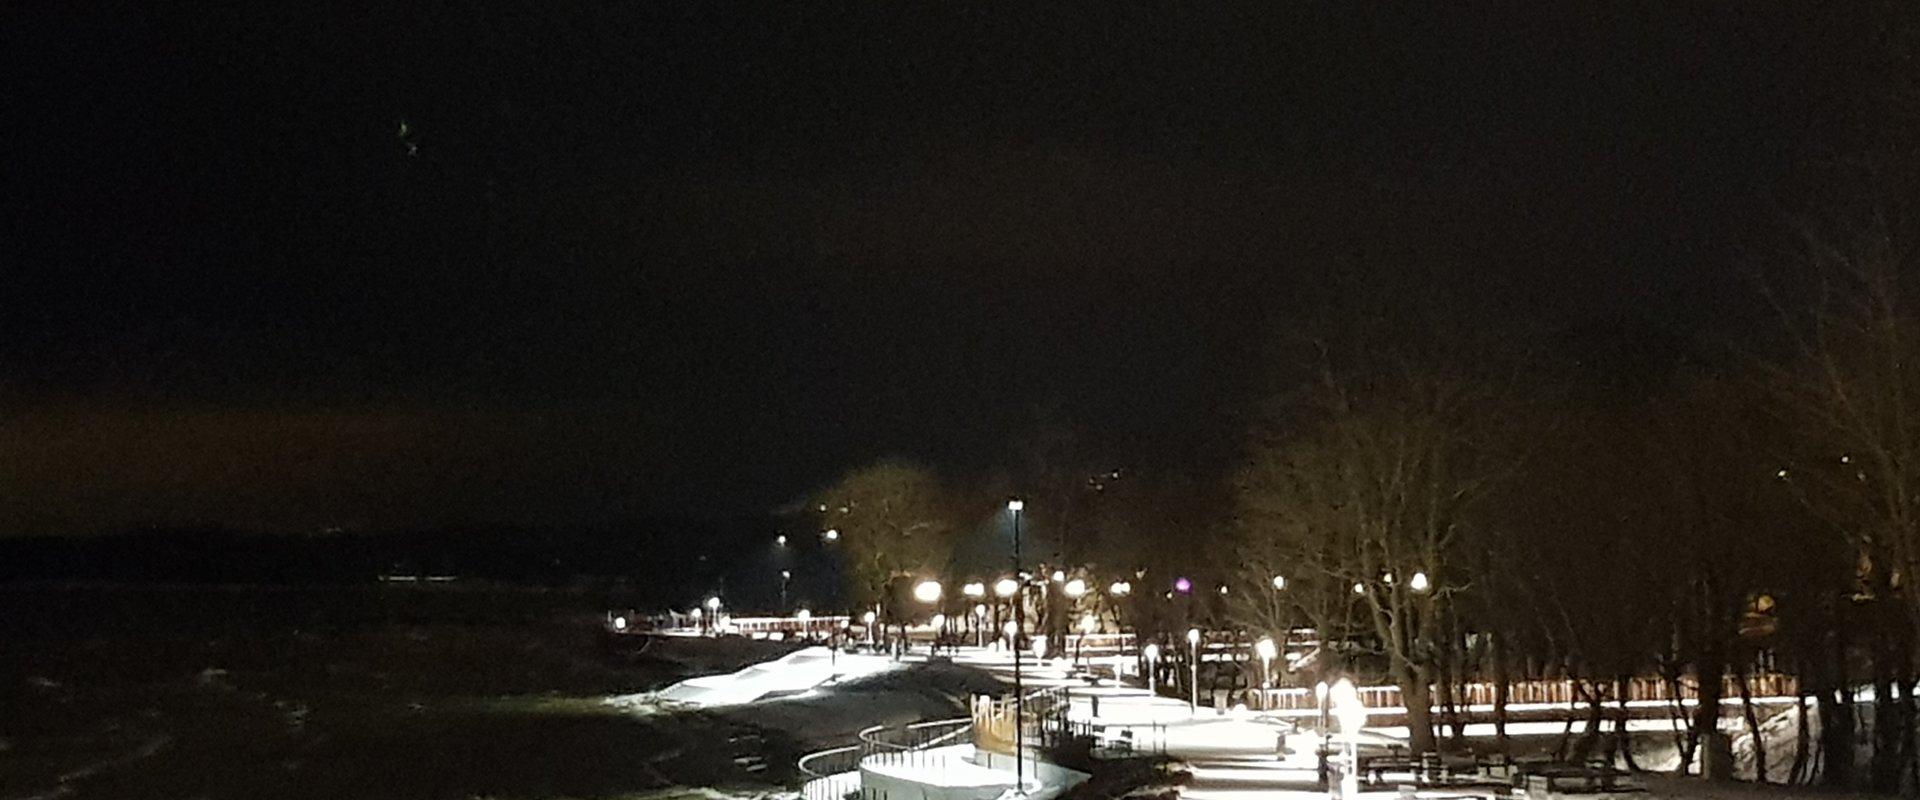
[
  {"left": 1492, "top": 635, "right": 1512, "bottom": 757},
  {"left": 1737, "top": 667, "right": 1768, "bottom": 783},
  {"left": 1691, "top": 647, "right": 1727, "bottom": 776},
  {"left": 1789, "top": 692, "right": 1811, "bottom": 784},
  {"left": 1615, "top": 675, "right": 1640, "bottom": 771},
  {"left": 1397, "top": 663, "right": 1438, "bottom": 755},
  {"left": 1820, "top": 617, "right": 1856, "bottom": 788}
]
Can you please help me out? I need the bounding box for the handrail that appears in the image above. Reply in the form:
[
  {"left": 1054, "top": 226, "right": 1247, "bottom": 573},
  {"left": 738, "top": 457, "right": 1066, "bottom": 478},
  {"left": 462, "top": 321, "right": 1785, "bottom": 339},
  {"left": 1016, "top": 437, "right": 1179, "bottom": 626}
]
[{"left": 797, "top": 743, "right": 862, "bottom": 779}]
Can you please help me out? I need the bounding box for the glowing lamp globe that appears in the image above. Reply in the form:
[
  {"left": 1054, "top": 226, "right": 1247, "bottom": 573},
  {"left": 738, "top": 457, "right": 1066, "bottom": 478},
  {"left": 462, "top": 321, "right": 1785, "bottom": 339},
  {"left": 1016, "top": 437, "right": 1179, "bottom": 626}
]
[
  {"left": 1255, "top": 637, "right": 1277, "bottom": 660},
  {"left": 913, "top": 580, "right": 943, "bottom": 604},
  {"left": 1173, "top": 577, "right": 1192, "bottom": 594},
  {"left": 1064, "top": 578, "right": 1087, "bottom": 598},
  {"left": 995, "top": 577, "right": 1019, "bottom": 597}
]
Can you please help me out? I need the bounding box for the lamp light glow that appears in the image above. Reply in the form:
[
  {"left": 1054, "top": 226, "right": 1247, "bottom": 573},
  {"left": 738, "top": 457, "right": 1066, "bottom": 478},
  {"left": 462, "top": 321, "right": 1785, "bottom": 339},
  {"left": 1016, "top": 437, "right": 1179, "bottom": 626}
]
[{"left": 913, "top": 579, "right": 943, "bottom": 604}]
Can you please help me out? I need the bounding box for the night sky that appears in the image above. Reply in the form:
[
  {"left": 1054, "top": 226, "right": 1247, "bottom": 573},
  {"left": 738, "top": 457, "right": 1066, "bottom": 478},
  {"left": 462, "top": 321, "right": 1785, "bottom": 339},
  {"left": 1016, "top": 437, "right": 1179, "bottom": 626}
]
[{"left": 0, "top": 4, "right": 1898, "bottom": 535}]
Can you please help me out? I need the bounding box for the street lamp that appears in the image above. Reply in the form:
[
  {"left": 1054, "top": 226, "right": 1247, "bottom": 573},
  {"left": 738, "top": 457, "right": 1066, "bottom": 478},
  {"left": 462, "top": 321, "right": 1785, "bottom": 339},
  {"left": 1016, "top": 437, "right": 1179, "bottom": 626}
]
[
  {"left": 776, "top": 534, "right": 787, "bottom": 547},
  {"left": 1007, "top": 497, "right": 1027, "bottom": 795},
  {"left": 1187, "top": 627, "right": 1201, "bottom": 714},
  {"left": 1064, "top": 578, "right": 1087, "bottom": 598},
  {"left": 1409, "top": 571, "right": 1431, "bottom": 592},
  {"left": 822, "top": 528, "right": 840, "bottom": 542},
  {"left": 780, "top": 570, "right": 792, "bottom": 610},
  {"left": 862, "top": 609, "right": 877, "bottom": 643},
  {"left": 1271, "top": 574, "right": 1287, "bottom": 591},
  {"left": 1255, "top": 637, "right": 1277, "bottom": 709},
  {"left": 913, "top": 579, "right": 943, "bottom": 604},
  {"left": 1109, "top": 581, "right": 1130, "bottom": 596},
  {"left": 1143, "top": 643, "right": 1161, "bottom": 694},
  {"left": 1330, "top": 678, "right": 1369, "bottom": 799}
]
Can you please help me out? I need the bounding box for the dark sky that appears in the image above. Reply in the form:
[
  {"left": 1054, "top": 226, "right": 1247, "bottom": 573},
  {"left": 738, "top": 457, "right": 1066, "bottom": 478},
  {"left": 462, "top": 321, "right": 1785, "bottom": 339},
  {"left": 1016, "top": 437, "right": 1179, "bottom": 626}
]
[{"left": 0, "top": 4, "right": 1896, "bottom": 535}]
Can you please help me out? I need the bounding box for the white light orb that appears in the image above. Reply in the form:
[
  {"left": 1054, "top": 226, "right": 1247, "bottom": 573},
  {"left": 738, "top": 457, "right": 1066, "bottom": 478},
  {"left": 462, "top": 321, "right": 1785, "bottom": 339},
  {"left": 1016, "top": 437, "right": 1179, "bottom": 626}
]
[
  {"left": 1007, "top": 499, "right": 1025, "bottom": 512},
  {"left": 995, "top": 577, "right": 1019, "bottom": 597},
  {"left": 1064, "top": 578, "right": 1087, "bottom": 598},
  {"left": 705, "top": 596, "right": 722, "bottom": 610},
  {"left": 913, "top": 579, "right": 943, "bottom": 604},
  {"left": 1186, "top": 628, "right": 1200, "bottom": 645},
  {"left": 613, "top": 616, "right": 628, "bottom": 631},
  {"left": 1409, "top": 571, "right": 1430, "bottom": 592},
  {"left": 1255, "top": 637, "right": 1277, "bottom": 660},
  {"left": 1144, "top": 643, "right": 1161, "bottom": 662},
  {"left": 1271, "top": 574, "right": 1287, "bottom": 590},
  {"left": 796, "top": 608, "right": 811, "bottom": 621}
]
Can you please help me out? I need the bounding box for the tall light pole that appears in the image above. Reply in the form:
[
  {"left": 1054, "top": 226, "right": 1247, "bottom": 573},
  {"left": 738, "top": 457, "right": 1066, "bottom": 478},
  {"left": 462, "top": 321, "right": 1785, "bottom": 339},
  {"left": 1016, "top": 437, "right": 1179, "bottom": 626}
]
[
  {"left": 1007, "top": 498, "right": 1026, "bottom": 795},
  {"left": 1144, "top": 643, "right": 1160, "bottom": 695},
  {"left": 1255, "top": 637, "right": 1277, "bottom": 710},
  {"left": 1063, "top": 578, "right": 1087, "bottom": 664},
  {"left": 1187, "top": 627, "right": 1201, "bottom": 714},
  {"left": 1331, "top": 678, "right": 1368, "bottom": 800}
]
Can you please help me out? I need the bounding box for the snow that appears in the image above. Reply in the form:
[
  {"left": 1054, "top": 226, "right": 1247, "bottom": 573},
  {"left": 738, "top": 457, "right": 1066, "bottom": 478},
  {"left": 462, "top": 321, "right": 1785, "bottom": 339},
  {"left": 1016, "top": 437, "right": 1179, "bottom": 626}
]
[{"left": 610, "top": 647, "right": 899, "bottom": 709}]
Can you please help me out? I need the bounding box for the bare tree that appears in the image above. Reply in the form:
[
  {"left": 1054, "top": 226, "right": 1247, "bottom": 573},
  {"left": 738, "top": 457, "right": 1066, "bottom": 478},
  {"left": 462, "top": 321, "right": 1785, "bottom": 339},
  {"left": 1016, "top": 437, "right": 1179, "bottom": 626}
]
[
  {"left": 817, "top": 460, "right": 958, "bottom": 612},
  {"left": 1232, "top": 318, "right": 1524, "bottom": 754}
]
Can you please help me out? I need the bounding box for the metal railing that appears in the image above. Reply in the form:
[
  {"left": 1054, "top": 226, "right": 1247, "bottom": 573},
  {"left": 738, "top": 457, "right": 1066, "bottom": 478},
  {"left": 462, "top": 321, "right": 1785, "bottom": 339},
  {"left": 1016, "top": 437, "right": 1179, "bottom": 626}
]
[{"left": 799, "top": 717, "right": 974, "bottom": 800}]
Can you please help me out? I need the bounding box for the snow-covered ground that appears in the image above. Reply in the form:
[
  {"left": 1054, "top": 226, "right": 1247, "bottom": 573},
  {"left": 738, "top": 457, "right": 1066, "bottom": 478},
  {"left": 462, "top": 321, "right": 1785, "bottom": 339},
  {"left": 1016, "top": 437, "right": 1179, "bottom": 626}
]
[
  {"left": 608, "top": 646, "right": 899, "bottom": 710},
  {"left": 613, "top": 641, "right": 1850, "bottom": 800}
]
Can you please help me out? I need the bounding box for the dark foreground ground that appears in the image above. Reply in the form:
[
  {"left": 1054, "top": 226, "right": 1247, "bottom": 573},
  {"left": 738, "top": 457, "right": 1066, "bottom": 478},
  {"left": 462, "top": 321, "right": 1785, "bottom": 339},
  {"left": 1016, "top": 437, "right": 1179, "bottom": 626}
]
[{"left": 0, "top": 584, "right": 806, "bottom": 800}]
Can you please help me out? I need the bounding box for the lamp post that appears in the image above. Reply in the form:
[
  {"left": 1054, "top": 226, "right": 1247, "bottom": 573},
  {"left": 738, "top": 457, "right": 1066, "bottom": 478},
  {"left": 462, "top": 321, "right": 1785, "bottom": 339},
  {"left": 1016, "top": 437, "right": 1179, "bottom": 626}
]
[
  {"left": 1144, "top": 643, "right": 1160, "bottom": 695},
  {"left": 705, "top": 596, "right": 722, "bottom": 635},
  {"left": 1255, "top": 637, "right": 1277, "bottom": 709},
  {"left": 963, "top": 582, "right": 986, "bottom": 643},
  {"left": 780, "top": 570, "right": 792, "bottom": 611},
  {"left": 1063, "top": 578, "right": 1087, "bottom": 665},
  {"left": 1187, "top": 627, "right": 1201, "bottom": 714},
  {"left": 994, "top": 577, "right": 1018, "bottom": 649},
  {"left": 914, "top": 579, "right": 942, "bottom": 656},
  {"left": 1330, "top": 678, "right": 1368, "bottom": 800},
  {"left": 1007, "top": 498, "right": 1027, "bottom": 795}
]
